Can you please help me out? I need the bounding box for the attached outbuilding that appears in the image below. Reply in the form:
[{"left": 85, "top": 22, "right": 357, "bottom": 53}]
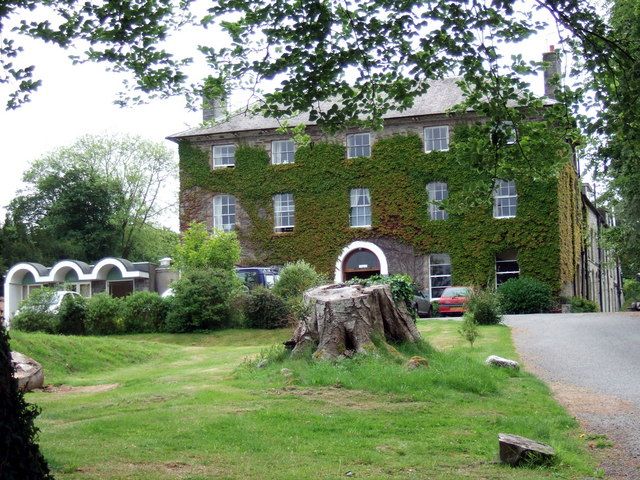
[{"left": 3, "top": 257, "right": 177, "bottom": 326}]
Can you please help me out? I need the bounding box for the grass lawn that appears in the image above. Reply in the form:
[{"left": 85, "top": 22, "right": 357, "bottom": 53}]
[{"left": 9, "top": 320, "right": 600, "bottom": 479}]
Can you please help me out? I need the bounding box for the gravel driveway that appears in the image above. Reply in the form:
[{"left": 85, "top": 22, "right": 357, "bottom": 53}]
[{"left": 505, "top": 312, "right": 640, "bottom": 479}]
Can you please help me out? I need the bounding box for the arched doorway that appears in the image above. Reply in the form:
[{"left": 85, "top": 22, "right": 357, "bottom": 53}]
[
  {"left": 334, "top": 241, "right": 389, "bottom": 283},
  {"left": 342, "top": 248, "right": 381, "bottom": 281}
]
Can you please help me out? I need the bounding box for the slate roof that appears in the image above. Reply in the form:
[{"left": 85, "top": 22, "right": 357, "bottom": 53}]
[{"left": 167, "top": 78, "right": 469, "bottom": 141}]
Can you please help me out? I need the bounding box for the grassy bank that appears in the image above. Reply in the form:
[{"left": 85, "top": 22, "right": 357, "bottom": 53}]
[{"left": 9, "top": 321, "right": 598, "bottom": 479}]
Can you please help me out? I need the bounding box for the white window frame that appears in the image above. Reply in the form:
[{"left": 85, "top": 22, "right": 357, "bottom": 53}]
[
  {"left": 346, "top": 133, "right": 371, "bottom": 158},
  {"left": 349, "top": 188, "right": 372, "bottom": 228},
  {"left": 427, "top": 182, "right": 449, "bottom": 220},
  {"left": 21, "top": 284, "right": 42, "bottom": 302},
  {"left": 213, "top": 195, "right": 236, "bottom": 232},
  {"left": 493, "top": 180, "right": 517, "bottom": 219},
  {"left": 273, "top": 193, "right": 295, "bottom": 232},
  {"left": 424, "top": 126, "right": 450, "bottom": 152},
  {"left": 65, "top": 282, "right": 92, "bottom": 297},
  {"left": 212, "top": 144, "right": 236, "bottom": 168},
  {"left": 495, "top": 252, "right": 520, "bottom": 286},
  {"left": 271, "top": 139, "right": 296, "bottom": 165},
  {"left": 429, "top": 254, "right": 452, "bottom": 300}
]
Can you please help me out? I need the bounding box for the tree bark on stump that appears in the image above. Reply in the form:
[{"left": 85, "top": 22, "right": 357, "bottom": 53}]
[{"left": 287, "top": 283, "right": 421, "bottom": 359}]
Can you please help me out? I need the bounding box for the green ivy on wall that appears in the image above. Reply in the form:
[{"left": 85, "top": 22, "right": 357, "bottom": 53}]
[{"left": 179, "top": 121, "right": 577, "bottom": 291}]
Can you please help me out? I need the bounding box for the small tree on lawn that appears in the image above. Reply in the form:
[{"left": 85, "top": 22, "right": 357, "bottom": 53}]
[
  {"left": 459, "top": 313, "right": 480, "bottom": 348},
  {"left": 0, "top": 325, "right": 53, "bottom": 479}
]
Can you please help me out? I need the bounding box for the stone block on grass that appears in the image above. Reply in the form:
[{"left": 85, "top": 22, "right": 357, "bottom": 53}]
[{"left": 498, "top": 433, "right": 555, "bottom": 466}]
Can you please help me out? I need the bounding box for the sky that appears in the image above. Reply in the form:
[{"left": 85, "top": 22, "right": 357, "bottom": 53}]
[
  {"left": 0, "top": 4, "right": 561, "bottom": 233},
  {"left": 0, "top": 39, "right": 200, "bottom": 231}
]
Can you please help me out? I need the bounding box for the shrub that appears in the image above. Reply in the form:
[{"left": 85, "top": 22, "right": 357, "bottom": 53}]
[
  {"left": 623, "top": 278, "right": 640, "bottom": 309},
  {"left": 122, "top": 291, "right": 168, "bottom": 333},
  {"left": 11, "top": 288, "right": 59, "bottom": 333},
  {"left": 349, "top": 274, "right": 417, "bottom": 312},
  {"left": 272, "top": 260, "right": 324, "bottom": 299},
  {"left": 285, "top": 296, "right": 311, "bottom": 324},
  {"left": 12, "top": 310, "right": 58, "bottom": 334},
  {"left": 0, "top": 324, "right": 54, "bottom": 479},
  {"left": 57, "top": 294, "right": 87, "bottom": 335},
  {"left": 174, "top": 222, "right": 241, "bottom": 271},
  {"left": 570, "top": 296, "right": 599, "bottom": 313},
  {"left": 467, "top": 289, "right": 502, "bottom": 325},
  {"left": 245, "top": 287, "right": 290, "bottom": 329},
  {"left": 85, "top": 293, "right": 123, "bottom": 335},
  {"left": 430, "top": 301, "right": 440, "bottom": 318},
  {"left": 498, "top": 277, "right": 553, "bottom": 314},
  {"left": 165, "top": 268, "right": 240, "bottom": 332}
]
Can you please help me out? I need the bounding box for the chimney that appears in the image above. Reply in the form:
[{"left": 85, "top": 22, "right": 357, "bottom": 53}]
[
  {"left": 203, "top": 96, "right": 227, "bottom": 122},
  {"left": 542, "top": 45, "right": 561, "bottom": 100}
]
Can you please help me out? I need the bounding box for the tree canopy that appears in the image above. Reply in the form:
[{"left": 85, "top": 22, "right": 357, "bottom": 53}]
[
  {"left": 1, "top": 135, "right": 178, "bottom": 268},
  {"left": 4, "top": 1, "right": 640, "bottom": 273},
  {"left": 25, "top": 134, "right": 178, "bottom": 258},
  {"left": 592, "top": 0, "right": 640, "bottom": 276},
  {"left": 174, "top": 222, "right": 241, "bottom": 272}
]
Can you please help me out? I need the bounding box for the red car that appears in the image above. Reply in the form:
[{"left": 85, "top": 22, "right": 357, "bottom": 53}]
[{"left": 437, "top": 286, "right": 472, "bottom": 316}]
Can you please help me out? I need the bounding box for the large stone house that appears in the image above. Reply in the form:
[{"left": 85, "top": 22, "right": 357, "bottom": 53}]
[{"left": 169, "top": 52, "right": 622, "bottom": 311}]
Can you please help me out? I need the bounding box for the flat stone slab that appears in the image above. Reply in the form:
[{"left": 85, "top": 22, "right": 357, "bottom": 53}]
[
  {"left": 498, "top": 433, "right": 555, "bottom": 466},
  {"left": 11, "top": 351, "right": 44, "bottom": 391},
  {"left": 485, "top": 355, "right": 519, "bottom": 369}
]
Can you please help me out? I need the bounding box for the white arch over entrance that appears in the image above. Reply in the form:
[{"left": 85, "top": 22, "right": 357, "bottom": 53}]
[
  {"left": 4, "top": 263, "right": 47, "bottom": 327},
  {"left": 334, "top": 240, "right": 389, "bottom": 283},
  {"left": 49, "top": 260, "right": 87, "bottom": 282}
]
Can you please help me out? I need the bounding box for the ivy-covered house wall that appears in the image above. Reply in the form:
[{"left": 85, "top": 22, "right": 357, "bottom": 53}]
[{"left": 178, "top": 118, "right": 578, "bottom": 293}]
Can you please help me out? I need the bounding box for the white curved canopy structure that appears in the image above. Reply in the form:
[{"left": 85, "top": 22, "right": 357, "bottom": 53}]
[{"left": 3, "top": 258, "right": 149, "bottom": 326}]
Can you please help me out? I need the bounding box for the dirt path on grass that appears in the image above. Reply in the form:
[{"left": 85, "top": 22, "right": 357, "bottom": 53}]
[{"left": 505, "top": 313, "right": 640, "bottom": 479}]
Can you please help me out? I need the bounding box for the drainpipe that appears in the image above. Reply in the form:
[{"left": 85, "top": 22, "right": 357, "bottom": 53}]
[
  {"left": 616, "top": 256, "right": 623, "bottom": 310},
  {"left": 593, "top": 186, "right": 605, "bottom": 311}
]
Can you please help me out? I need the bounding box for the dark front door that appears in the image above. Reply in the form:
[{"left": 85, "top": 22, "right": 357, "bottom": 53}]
[
  {"left": 342, "top": 248, "right": 381, "bottom": 282},
  {"left": 108, "top": 280, "right": 134, "bottom": 298}
]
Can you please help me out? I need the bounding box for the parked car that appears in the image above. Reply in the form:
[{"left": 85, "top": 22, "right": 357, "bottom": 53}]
[
  {"left": 236, "top": 267, "right": 280, "bottom": 289},
  {"left": 16, "top": 290, "right": 81, "bottom": 316},
  {"left": 438, "top": 286, "right": 472, "bottom": 316},
  {"left": 413, "top": 289, "right": 434, "bottom": 318},
  {"left": 160, "top": 267, "right": 280, "bottom": 298}
]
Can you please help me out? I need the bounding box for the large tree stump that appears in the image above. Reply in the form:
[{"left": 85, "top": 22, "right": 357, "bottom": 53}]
[{"left": 287, "top": 283, "right": 421, "bottom": 359}]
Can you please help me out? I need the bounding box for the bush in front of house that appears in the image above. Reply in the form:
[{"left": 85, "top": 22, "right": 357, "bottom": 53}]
[
  {"left": 11, "top": 310, "right": 58, "bottom": 334},
  {"left": 122, "top": 291, "right": 168, "bottom": 333},
  {"left": 349, "top": 274, "right": 417, "bottom": 313},
  {"left": 498, "top": 277, "right": 553, "bottom": 314},
  {"left": 467, "top": 289, "right": 502, "bottom": 325},
  {"left": 165, "top": 268, "right": 240, "bottom": 332},
  {"left": 244, "top": 287, "right": 290, "bottom": 329},
  {"left": 57, "top": 294, "right": 87, "bottom": 335},
  {"left": 569, "top": 296, "right": 599, "bottom": 313},
  {"left": 272, "top": 260, "right": 325, "bottom": 300},
  {"left": 11, "top": 288, "right": 59, "bottom": 333},
  {"left": 623, "top": 278, "right": 640, "bottom": 309},
  {"left": 272, "top": 260, "right": 324, "bottom": 324},
  {"left": 85, "top": 293, "right": 123, "bottom": 335}
]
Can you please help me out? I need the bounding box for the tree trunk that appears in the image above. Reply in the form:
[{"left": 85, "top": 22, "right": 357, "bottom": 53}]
[{"left": 287, "top": 283, "right": 421, "bottom": 359}]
